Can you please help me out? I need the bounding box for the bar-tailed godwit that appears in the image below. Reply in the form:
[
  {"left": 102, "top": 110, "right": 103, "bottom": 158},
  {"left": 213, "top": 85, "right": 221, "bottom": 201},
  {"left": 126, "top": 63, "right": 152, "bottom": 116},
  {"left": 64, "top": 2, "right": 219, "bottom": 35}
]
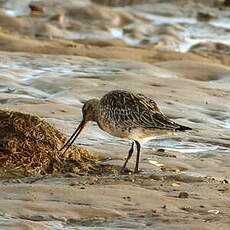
[{"left": 60, "top": 90, "right": 192, "bottom": 173}]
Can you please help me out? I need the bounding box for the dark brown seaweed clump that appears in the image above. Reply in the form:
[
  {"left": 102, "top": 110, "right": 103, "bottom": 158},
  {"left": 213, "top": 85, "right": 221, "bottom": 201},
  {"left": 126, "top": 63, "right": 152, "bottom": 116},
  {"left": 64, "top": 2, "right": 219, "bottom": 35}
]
[{"left": 0, "top": 110, "right": 100, "bottom": 177}]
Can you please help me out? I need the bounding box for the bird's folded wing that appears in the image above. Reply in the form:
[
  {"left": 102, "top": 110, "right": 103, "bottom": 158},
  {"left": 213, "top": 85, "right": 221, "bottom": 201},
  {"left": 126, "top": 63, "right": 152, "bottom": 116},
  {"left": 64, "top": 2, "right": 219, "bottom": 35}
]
[
  {"left": 100, "top": 90, "right": 181, "bottom": 130},
  {"left": 113, "top": 109, "right": 180, "bottom": 130}
]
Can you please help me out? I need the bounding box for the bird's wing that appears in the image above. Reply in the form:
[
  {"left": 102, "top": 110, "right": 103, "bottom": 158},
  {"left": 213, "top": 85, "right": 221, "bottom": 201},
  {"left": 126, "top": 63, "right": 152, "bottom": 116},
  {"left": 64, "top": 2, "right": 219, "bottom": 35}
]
[{"left": 100, "top": 90, "right": 181, "bottom": 130}]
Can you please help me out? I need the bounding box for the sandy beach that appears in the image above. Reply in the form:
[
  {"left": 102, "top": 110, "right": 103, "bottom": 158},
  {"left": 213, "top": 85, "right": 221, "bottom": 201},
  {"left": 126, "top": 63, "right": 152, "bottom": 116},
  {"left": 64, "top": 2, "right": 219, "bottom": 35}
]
[{"left": 0, "top": 0, "right": 229, "bottom": 229}]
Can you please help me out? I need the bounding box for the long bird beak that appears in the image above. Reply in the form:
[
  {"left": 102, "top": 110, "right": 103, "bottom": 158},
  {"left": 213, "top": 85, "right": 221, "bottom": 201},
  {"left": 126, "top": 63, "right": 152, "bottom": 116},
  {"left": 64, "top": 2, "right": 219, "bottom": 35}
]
[{"left": 59, "top": 120, "right": 88, "bottom": 154}]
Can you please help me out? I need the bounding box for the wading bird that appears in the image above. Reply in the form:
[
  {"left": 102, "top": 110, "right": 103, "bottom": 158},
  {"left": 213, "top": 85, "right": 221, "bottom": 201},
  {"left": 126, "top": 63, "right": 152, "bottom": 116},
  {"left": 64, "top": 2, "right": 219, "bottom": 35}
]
[{"left": 60, "top": 90, "right": 192, "bottom": 173}]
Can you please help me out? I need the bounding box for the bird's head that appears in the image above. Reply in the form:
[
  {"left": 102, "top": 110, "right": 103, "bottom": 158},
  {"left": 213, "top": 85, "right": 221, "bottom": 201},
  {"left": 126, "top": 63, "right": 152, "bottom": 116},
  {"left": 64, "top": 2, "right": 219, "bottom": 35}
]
[
  {"left": 59, "top": 98, "right": 99, "bottom": 153},
  {"left": 82, "top": 99, "right": 99, "bottom": 122}
]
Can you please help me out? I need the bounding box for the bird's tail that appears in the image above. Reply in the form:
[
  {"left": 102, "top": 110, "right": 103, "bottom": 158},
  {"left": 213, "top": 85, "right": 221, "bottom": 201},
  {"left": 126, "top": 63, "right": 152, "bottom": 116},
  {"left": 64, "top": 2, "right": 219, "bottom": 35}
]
[{"left": 176, "top": 125, "right": 192, "bottom": 131}]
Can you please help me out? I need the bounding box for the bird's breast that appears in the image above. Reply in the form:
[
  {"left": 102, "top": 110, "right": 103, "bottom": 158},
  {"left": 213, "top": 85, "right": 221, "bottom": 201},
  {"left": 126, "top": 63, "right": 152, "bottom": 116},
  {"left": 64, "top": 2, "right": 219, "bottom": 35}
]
[
  {"left": 97, "top": 116, "right": 175, "bottom": 142},
  {"left": 127, "top": 127, "right": 175, "bottom": 142},
  {"left": 97, "top": 118, "right": 131, "bottom": 139}
]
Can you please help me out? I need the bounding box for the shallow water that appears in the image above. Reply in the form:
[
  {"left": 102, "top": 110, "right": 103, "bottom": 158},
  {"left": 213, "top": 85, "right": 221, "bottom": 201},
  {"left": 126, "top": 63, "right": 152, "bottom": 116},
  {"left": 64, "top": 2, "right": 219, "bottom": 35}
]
[
  {"left": 145, "top": 139, "right": 229, "bottom": 155},
  {"left": 0, "top": 51, "right": 229, "bottom": 166}
]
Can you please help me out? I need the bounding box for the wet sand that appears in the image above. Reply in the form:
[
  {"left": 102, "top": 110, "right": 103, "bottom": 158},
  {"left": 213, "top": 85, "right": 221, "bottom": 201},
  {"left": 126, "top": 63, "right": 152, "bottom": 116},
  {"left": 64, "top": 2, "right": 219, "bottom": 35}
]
[
  {"left": 0, "top": 173, "right": 229, "bottom": 230},
  {"left": 0, "top": 0, "right": 230, "bottom": 229}
]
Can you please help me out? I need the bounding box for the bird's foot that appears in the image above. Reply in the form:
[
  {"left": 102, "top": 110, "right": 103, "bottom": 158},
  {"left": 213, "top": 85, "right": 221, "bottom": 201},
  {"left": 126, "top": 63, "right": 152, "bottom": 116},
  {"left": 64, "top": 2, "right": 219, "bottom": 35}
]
[
  {"left": 134, "top": 166, "right": 139, "bottom": 173},
  {"left": 119, "top": 167, "right": 132, "bottom": 175},
  {"left": 119, "top": 167, "right": 142, "bottom": 174}
]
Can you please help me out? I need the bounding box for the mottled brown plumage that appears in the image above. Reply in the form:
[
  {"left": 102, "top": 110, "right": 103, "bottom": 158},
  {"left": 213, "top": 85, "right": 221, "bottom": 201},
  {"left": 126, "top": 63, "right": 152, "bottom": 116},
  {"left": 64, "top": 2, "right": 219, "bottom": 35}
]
[{"left": 60, "top": 90, "right": 192, "bottom": 173}]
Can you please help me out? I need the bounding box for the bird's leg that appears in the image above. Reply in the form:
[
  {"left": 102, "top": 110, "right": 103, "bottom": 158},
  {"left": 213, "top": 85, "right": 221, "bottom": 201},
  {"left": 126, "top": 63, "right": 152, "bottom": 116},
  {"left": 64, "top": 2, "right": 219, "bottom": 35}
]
[
  {"left": 134, "top": 141, "right": 141, "bottom": 173},
  {"left": 121, "top": 141, "right": 134, "bottom": 172}
]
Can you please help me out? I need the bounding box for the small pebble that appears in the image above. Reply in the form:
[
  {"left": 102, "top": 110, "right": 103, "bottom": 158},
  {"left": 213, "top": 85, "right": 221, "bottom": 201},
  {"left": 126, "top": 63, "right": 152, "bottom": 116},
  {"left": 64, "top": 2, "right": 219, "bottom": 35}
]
[
  {"left": 171, "top": 183, "right": 180, "bottom": 187},
  {"left": 157, "top": 148, "right": 165, "bottom": 152},
  {"left": 69, "top": 183, "right": 78, "bottom": 186},
  {"left": 222, "top": 179, "right": 228, "bottom": 184},
  {"left": 29, "top": 4, "right": 44, "bottom": 15},
  {"left": 197, "top": 12, "right": 215, "bottom": 21},
  {"left": 178, "top": 192, "right": 189, "bottom": 198},
  {"left": 122, "top": 196, "right": 131, "bottom": 201},
  {"left": 208, "top": 209, "right": 220, "bottom": 214}
]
